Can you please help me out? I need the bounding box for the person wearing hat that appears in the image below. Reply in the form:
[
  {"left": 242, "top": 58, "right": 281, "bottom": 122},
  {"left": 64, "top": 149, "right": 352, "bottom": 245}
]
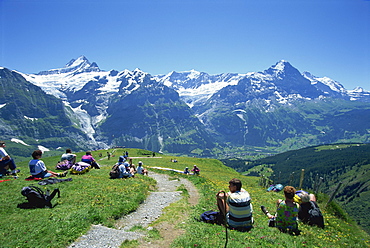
[
  {"left": 184, "top": 167, "right": 189, "bottom": 174},
  {"left": 118, "top": 161, "right": 134, "bottom": 178},
  {"left": 0, "top": 141, "right": 19, "bottom": 177},
  {"left": 118, "top": 153, "right": 127, "bottom": 165},
  {"left": 136, "top": 161, "right": 148, "bottom": 175}
]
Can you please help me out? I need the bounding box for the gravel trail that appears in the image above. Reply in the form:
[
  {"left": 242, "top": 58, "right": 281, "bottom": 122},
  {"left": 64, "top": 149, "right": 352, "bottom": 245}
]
[{"left": 68, "top": 171, "right": 197, "bottom": 248}]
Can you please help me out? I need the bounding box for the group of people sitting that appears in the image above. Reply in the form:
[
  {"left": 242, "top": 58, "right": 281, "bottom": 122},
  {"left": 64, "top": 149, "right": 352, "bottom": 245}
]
[
  {"left": 261, "top": 187, "right": 324, "bottom": 234},
  {"left": 1, "top": 144, "right": 149, "bottom": 180},
  {"left": 183, "top": 165, "right": 200, "bottom": 175},
  {"left": 27, "top": 149, "right": 103, "bottom": 179},
  {"left": 216, "top": 178, "right": 324, "bottom": 234},
  {"left": 116, "top": 154, "right": 148, "bottom": 178}
]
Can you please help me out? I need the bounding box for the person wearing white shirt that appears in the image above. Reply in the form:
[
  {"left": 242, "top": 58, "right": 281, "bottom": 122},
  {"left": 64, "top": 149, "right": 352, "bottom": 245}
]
[{"left": 0, "top": 141, "right": 19, "bottom": 176}]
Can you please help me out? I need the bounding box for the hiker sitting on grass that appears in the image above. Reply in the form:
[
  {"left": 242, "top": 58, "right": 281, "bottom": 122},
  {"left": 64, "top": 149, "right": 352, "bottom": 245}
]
[
  {"left": 60, "top": 148, "right": 76, "bottom": 164},
  {"left": 81, "top": 151, "right": 100, "bottom": 169},
  {"left": 261, "top": 185, "right": 300, "bottom": 235},
  {"left": 0, "top": 141, "right": 19, "bottom": 177},
  {"left": 29, "top": 150, "right": 68, "bottom": 178},
  {"left": 118, "top": 154, "right": 128, "bottom": 165},
  {"left": 216, "top": 178, "right": 253, "bottom": 231},
  {"left": 192, "top": 165, "right": 200, "bottom": 175},
  {"left": 118, "top": 162, "right": 134, "bottom": 178},
  {"left": 136, "top": 161, "right": 148, "bottom": 175}
]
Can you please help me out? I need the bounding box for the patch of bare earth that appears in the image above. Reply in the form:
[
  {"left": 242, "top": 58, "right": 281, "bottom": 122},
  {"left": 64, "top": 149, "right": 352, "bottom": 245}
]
[{"left": 138, "top": 177, "right": 199, "bottom": 248}]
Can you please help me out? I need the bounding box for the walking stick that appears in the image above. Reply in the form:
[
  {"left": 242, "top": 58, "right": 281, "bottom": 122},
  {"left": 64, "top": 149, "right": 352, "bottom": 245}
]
[{"left": 217, "top": 190, "right": 228, "bottom": 248}]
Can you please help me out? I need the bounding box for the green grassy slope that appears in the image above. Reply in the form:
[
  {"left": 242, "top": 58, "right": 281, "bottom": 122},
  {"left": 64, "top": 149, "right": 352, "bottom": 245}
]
[
  {"left": 0, "top": 149, "right": 156, "bottom": 248},
  {"left": 0, "top": 148, "right": 369, "bottom": 247},
  {"left": 144, "top": 153, "right": 369, "bottom": 247},
  {"left": 241, "top": 143, "right": 370, "bottom": 235}
]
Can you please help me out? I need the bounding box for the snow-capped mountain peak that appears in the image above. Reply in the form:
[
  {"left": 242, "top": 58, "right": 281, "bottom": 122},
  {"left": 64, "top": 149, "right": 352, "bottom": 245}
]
[
  {"left": 272, "top": 60, "right": 289, "bottom": 71},
  {"left": 348, "top": 86, "right": 370, "bottom": 101},
  {"left": 264, "top": 60, "right": 298, "bottom": 79},
  {"left": 65, "top": 55, "right": 89, "bottom": 67},
  {"left": 37, "top": 55, "right": 100, "bottom": 76},
  {"left": 303, "top": 71, "right": 347, "bottom": 94}
]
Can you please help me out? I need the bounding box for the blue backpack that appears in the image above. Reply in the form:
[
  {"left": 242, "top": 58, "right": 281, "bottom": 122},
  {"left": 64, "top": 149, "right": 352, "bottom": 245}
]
[{"left": 200, "top": 211, "right": 224, "bottom": 225}]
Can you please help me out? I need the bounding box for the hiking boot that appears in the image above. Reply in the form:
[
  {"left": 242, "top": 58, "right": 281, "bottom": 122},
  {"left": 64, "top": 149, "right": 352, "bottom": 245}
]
[
  {"left": 92, "top": 163, "right": 100, "bottom": 169},
  {"left": 58, "top": 171, "right": 68, "bottom": 177},
  {"left": 261, "top": 205, "right": 269, "bottom": 215},
  {"left": 10, "top": 169, "right": 20, "bottom": 175}
]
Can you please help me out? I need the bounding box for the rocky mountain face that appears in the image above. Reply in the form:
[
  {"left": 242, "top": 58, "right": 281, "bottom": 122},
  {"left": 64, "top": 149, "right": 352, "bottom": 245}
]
[
  {"left": 0, "top": 67, "right": 91, "bottom": 151},
  {"left": 175, "top": 61, "right": 370, "bottom": 149},
  {"left": 1, "top": 56, "right": 369, "bottom": 156}
]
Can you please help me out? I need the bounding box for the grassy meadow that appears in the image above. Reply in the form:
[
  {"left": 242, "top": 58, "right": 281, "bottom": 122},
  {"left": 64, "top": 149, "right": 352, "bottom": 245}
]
[{"left": 0, "top": 148, "right": 369, "bottom": 247}]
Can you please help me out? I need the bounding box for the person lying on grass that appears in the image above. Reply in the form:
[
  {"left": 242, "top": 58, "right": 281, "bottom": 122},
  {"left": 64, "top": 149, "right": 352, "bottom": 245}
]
[{"left": 29, "top": 150, "right": 68, "bottom": 178}]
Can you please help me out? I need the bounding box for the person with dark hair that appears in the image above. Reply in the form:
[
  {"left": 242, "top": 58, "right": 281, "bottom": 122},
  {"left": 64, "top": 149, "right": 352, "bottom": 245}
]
[
  {"left": 261, "top": 185, "right": 300, "bottom": 235},
  {"left": 0, "top": 141, "right": 19, "bottom": 176},
  {"left": 29, "top": 150, "right": 67, "bottom": 178},
  {"left": 136, "top": 161, "right": 148, "bottom": 175},
  {"left": 61, "top": 148, "right": 76, "bottom": 164},
  {"left": 81, "top": 151, "right": 100, "bottom": 169},
  {"left": 192, "top": 165, "right": 200, "bottom": 175},
  {"left": 216, "top": 178, "right": 253, "bottom": 231}
]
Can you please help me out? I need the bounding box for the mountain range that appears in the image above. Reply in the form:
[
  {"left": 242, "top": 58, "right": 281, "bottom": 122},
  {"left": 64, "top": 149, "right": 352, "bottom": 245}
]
[{"left": 1, "top": 56, "right": 369, "bottom": 157}]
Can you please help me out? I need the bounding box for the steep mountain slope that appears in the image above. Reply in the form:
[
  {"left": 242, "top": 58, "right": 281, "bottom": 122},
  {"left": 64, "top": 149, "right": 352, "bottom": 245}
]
[
  {"left": 2, "top": 56, "right": 370, "bottom": 156},
  {"left": 20, "top": 56, "right": 214, "bottom": 155},
  {"left": 186, "top": 61, "right": 370, "bottom": 149},
  {"left": 98, "top": 73, "right": 215, "bottom": 154},
  {"left": 0, "top": 67, "right": 90, "bottom": 150}
]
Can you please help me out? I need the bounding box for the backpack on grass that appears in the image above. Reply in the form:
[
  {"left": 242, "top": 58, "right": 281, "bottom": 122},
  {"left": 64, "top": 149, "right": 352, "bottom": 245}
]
[
  {"left": 109, "top": 163, "right": 120, "bottom": 179},
  {"left": 308, "top": 201, "right": 324, "bottom": 228},
  {"left": 199, "top": 211, "right": 224, "bottom": 225},
  {"left": 55, "top": 160, "right": 73, "bottom": 170},
  {"left": 18, "top": 185, "right": 60, "bottom": 209},
  {"left": 70, "top": 162, "right": 91, "bottom": 174}
]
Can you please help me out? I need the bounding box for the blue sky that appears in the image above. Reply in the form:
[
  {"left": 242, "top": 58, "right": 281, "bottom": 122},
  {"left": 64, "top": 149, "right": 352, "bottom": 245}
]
[{"left": 1, "top": 0, "right": 369, "bottom": 90}]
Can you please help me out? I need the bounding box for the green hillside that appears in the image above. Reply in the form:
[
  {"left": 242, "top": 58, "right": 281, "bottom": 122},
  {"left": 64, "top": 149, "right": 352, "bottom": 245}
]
[
  {"left": 237, "top": 143, "right": 370, "bottom": 234},
  {"left": 0, "top": 148, "right": 369, "bottom": 247}
]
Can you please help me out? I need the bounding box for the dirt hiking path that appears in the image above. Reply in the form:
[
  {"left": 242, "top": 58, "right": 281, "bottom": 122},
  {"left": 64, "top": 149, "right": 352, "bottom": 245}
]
[{"left": 69, "top": 171, "right": 199, "bottom": 248}]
